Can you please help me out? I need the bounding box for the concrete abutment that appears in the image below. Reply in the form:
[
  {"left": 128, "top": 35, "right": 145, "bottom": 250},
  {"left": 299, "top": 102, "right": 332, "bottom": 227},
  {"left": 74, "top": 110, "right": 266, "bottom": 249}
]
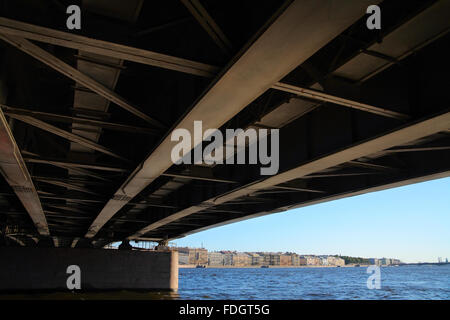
[{"left": 0, "top": 247, "right": 178, "bottom": 292}]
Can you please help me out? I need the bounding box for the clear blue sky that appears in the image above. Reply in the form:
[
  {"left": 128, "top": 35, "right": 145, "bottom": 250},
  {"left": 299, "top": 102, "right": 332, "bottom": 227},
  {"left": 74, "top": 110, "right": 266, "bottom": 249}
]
[{"left": 171, "top": 177, "right": 450, "bottom": 263}]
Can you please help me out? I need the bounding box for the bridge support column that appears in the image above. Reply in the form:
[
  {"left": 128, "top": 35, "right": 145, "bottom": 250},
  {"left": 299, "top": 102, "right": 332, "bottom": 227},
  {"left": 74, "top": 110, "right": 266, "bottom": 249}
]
[
  {"left": 155, "top": 237, "right": 169, "bottom": 251},
  {"left": 0, "top": 247, "right": 178, "bottom": 292}
]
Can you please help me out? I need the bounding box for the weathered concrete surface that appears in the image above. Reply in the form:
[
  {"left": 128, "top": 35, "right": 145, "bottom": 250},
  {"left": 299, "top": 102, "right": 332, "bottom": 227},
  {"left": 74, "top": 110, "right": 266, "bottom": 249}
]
[{"left": 0, "top": 247, "right": 178, "bottom": 291}]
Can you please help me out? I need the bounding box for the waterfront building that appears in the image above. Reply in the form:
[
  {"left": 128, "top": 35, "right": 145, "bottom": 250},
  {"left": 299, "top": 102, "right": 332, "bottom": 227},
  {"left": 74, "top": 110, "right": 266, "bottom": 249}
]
[
  {"left": 369, "top": 258, "right": 401, "bottom": 266},
  {"left": 262, "top": 253, "right": 269, "bottom": 265},
  {"left": 177, "top": 247, "right": 394, "bottom": 268},
  {"left": 233, "top": 253, "right": 251, "bottom": 266},
  {"left": 327, "top": 256, "right": 345, "bottom": 266},
  {"left": 280, "top": 254, "right": 292, "bottom": 266},
  {"left": 221, "top": 251, "right": 234, "bottom": 266},
  {"left": 177, "top": 247, "right": 208, "bottom": 265},
  {"left": 291, "top": 254, "right": 301, "bottom": 266},
  {"left": 299, "top": 256, "right": 307, "bottom": 265},
  {"left": 177, "top": 247, "right": 191, "bottom": 265},
  {"left": 179, "top": 251, "right": 189, "bottom": 265},
  {"left": 191, "top": 248, "right": 208, "bottom": 265},
  {"left": 208, "top": 252, "right": 225, "bottom": 266},
  {"left": 263, "top": 253, "right": 281, "bottom": 266},
  {"left": 249, "top": 253, "right": 264, "bottom": 266},
  {"left": 306, "top": 256, "right": 322, "bottom": 266}
]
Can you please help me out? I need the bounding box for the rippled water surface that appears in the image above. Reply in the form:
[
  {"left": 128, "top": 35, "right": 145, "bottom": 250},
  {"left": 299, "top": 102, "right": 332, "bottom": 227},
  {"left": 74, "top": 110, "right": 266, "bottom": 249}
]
[
  {"left": 2, "top": 265, "right": 448, "bottom": 300},
  {"left": 178, "top": 265, "right": 450, "bottom": 300}
]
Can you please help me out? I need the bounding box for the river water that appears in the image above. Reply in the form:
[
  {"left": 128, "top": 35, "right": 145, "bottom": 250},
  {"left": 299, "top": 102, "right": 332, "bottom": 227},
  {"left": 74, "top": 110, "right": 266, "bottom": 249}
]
[
  {"left": 178, "top": 265, "right": 450, "bottom": 299},
  {"left": 1, "top": 265, "right": 448, "bottom": 300}
]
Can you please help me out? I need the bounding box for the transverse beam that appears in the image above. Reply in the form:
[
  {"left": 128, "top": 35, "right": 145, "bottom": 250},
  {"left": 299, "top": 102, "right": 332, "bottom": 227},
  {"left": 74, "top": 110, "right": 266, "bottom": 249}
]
[
  {"left": 0, "top": 17, "right": 219, "bottom": 77},
  {"left": 0, "top": 35, "right": 164, "bottom": 128}
]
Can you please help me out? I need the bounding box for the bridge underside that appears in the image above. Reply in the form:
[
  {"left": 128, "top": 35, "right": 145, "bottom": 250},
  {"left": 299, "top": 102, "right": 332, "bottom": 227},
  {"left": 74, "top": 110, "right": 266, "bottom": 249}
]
[{"left": 0, "top": 0, "right": 449, "bottom": 248}]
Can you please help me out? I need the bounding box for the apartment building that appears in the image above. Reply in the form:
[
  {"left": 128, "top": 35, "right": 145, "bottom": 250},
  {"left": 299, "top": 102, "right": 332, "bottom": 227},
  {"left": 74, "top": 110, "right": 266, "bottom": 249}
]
[
  {"left": 327, "top": 256, "right": 345, "bottom": 266},
  {"left": 233, "top": 253, "right": 251, "bottom": 267},
  {"left": 208, "top": 252, "right": 225, "bottom": 266},
  {"left": 177, "top": 247, "right": 208, "bottom": 265}
]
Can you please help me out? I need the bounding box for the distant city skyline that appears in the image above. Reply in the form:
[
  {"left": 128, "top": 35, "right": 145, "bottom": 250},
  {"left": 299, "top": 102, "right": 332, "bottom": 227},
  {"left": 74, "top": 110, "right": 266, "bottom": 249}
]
[
  {"left": 130, "top": 241, "right": 404, "bottom": 263},
  {"left": 171, "top": 177, "right": 450, "bottom": 263}
]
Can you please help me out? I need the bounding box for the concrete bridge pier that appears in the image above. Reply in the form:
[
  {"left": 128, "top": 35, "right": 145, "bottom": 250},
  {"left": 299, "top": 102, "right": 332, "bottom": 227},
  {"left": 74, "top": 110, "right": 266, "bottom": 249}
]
[{"left": 0, "top": 247, "right": 178, "bottom": 292}]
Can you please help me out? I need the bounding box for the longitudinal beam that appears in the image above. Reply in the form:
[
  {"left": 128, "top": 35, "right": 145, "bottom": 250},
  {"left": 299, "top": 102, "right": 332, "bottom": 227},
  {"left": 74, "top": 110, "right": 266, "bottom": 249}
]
[
  {"left": 129, "top": 111, "right": 450, "bottom": 238},
  {"left": 86, "top": 0, "right": 378, "bottom": 238},
  {"left": 272, "top": 82, "right": 410, "bottom": 120},
  {"left": 0, "top": 109, "right": 49, "bottom": 235},
  {"left": 0, "top": 17, "right": 219, "bottom": 77},
  {"left": 0, "top": 35, "right": 164, "bottom": 128},
  {"left": 8, "top": 114, "right": 129, "bottom": 162}
]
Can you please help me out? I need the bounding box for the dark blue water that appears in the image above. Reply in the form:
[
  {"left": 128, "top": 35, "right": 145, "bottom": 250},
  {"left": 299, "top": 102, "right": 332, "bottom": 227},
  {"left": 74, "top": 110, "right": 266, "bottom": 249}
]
[{"left": 178, "top": 265, "right": 450, "bottom": 299}]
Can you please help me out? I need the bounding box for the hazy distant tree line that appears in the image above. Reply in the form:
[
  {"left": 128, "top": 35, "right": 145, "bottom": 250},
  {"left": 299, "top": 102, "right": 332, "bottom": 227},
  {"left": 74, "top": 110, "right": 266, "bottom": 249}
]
[{"left": 335, "top": 255, "right": 370, "bottom": 264}]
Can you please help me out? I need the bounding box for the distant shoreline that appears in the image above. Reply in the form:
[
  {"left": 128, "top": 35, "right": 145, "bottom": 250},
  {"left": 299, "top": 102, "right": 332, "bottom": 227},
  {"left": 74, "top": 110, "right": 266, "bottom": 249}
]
[{"left": 179, "top": 264, "right": 368, "bottom": 269}]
